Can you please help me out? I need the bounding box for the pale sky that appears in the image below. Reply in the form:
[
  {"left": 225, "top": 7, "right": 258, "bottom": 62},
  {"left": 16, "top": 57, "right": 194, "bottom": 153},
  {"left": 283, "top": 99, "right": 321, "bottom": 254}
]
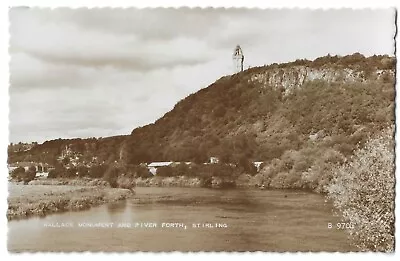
[{"left": 9, "top": 8, "right": 395, "bottom": 143}]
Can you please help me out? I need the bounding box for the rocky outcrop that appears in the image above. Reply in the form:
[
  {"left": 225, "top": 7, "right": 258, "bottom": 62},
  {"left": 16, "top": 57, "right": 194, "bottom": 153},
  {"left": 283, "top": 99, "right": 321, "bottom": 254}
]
[{"left": 248, "top": 66, "right": 394, "bottom": 95}]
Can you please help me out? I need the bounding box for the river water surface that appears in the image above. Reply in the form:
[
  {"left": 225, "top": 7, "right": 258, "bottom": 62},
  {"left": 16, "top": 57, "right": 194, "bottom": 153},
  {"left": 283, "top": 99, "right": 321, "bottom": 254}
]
[{"left": 8, "top": 187, "right": 357, "bottom": 252}]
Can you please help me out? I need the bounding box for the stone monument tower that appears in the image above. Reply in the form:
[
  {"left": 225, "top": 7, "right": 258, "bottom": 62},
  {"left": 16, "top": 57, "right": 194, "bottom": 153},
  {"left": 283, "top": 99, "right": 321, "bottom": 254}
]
[{"left": 233, "top": 45, "right": 244, "bottom": 73}]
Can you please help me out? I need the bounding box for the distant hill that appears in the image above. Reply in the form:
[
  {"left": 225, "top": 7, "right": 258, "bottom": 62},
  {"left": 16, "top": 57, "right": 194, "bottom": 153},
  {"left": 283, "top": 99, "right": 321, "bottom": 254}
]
[
  {"left": 9, "top": 53, "right": 395, "bottom": 176},
  {"left": 8, "top": 135, "right": 127, "bottom": 165}
]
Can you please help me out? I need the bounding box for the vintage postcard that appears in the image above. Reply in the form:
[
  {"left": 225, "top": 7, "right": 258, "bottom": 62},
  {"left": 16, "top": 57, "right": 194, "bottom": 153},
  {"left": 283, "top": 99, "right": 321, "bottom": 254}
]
[{"left": 7, "top": 7, "right": 396, "bottom": 252}]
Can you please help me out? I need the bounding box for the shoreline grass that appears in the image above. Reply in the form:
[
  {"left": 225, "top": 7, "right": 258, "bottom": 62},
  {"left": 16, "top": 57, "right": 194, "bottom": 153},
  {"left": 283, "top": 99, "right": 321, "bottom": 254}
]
[{"left": 7, "top": 183, "right": 134, "bottom": 221}]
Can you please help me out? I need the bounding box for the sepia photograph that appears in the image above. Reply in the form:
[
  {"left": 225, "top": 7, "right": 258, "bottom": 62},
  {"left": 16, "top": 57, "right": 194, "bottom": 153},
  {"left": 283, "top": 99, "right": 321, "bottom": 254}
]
[{"left": 7, "top": 7, "right": 396, "bottom": 252}]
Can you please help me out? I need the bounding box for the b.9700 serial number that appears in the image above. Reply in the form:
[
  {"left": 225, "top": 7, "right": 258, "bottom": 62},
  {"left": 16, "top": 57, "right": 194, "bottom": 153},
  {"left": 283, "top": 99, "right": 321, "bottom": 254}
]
[{"left": 328, "top": 222, "right": 355, "bottom": 229}]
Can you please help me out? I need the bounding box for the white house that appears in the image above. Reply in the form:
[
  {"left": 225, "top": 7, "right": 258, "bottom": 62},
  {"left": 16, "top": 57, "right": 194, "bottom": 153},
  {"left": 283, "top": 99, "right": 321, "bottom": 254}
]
[
  {"left": 7, "top": 166, "right": 18, "bottom": 173},
  {"left": 36, "top": 172, "right": 49, "bottom": 178},
  {"left": 147, "top": 162, "right": 173, "bottom": 175},
  {"left": 209, "top": 157, "right": 219, "bottom": 164},
  {"left": 253, "top": 161, "right": 264, "bottom": 172}
]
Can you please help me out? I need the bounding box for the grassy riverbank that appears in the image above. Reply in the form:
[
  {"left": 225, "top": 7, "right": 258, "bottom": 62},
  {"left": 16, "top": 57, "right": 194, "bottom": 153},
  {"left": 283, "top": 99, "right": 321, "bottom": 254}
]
[
  {"left": 7, "top": 183, "right": 134, "bottom": 221},
  {"left": 135, "top": 176, "right": 202, "bottom": 187}
]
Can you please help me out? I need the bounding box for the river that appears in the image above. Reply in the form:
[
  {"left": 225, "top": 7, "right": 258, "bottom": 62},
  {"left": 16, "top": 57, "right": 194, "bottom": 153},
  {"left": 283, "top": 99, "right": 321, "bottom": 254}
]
[{"left": 8, "top": 187, "right": 357, "bottom": 252}]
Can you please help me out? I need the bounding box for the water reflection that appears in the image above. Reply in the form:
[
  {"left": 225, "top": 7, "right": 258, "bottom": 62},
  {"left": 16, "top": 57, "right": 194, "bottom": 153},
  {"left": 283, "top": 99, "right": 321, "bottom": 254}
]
[
  {"left": 8, "top": 187, "right": 357, "bottom": 252},
  {"left": 106, "top": 200, "right": 127, "bottom": 214}
]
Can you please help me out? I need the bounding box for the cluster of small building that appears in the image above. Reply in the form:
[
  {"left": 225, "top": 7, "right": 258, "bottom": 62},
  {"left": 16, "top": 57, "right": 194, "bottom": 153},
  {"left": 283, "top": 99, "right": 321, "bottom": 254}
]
[
  {"left": 145, "top": 157, "right": 264, "bottom": 175},
  {"left": 57, "top": 145, "right": 103, "bottom": 170},
  {"left": 7, "top": 156, "right": 265, "bottom": 179},
  {"left": 7, "top": 161, "right": 55, "bottom": 178}
]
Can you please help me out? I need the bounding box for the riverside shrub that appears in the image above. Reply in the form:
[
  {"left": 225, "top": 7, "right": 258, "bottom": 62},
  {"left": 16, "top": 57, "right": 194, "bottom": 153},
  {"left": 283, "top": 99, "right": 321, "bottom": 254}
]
[
  {"left": 103, "top": 166, "right": 119, "bottom": 188},
  {"left": 10, "top": 167, "right": 26, "bottom": 181},
  {"left": 326, "top": 128, "right": 395, "bottom": 252},
  {"left": 24, "top": 166, "right": 37, "bottom": 184}
]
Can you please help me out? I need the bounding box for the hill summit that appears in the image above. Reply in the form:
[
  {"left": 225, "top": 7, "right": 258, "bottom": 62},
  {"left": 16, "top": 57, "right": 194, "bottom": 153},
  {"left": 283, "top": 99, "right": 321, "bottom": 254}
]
[{"left": 122, "top": 53, "right": 394, "bottom": 165}]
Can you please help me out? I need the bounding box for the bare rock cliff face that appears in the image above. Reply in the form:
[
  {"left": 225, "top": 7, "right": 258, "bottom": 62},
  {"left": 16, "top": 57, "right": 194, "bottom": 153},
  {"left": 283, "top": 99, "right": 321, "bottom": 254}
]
[{"left": 247, "top": 66, "right": 394, "bottom": 95}]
